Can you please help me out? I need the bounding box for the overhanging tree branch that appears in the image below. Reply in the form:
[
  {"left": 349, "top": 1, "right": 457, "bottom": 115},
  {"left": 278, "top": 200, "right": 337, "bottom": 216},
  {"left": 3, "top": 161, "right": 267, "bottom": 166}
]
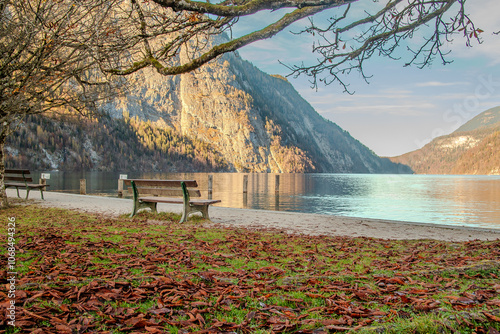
[
  {"left": 152, "top": 0, "right": 353, "bottom": 16},
  {"left": 280, "top": 0, "right": 483, "bottom": 92},
  {"left": 0, "top": 0, "right": 126, "bottom": 207},
  {"left": 107, "top": 4, "right": 332, "bottom": 76},
  {"left": 96, "top": 0, "right": 483, "bottom": 92}
]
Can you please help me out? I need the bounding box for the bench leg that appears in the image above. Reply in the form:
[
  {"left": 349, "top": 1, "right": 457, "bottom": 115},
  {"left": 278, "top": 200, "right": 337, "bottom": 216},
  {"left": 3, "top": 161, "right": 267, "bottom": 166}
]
[
  {"left": 130, "top": 201, "right": 157, "bottom": 218},
  {"left": 39, "top": 189, "right": 44, "bottom": 200},
  {"left": 199, "top": 205, "right": 210, "bottom": 220},
  {"left": 180, "top": 205, "right": 189, "bottom": 223},
  {"left": 25, "top": 188, "right": 30, "bottom": 200},
  {"left": 130, "top": 207, "right": 137, "bottom": 218},
  {"left": 180, "top": 204, "right": 210, "bottom": 223},
  {"left": 130, "top": 199, "right": 139, "bottom": 218},
  {"left": 16, "top": 187, "right": 20, "bottom": 198}
]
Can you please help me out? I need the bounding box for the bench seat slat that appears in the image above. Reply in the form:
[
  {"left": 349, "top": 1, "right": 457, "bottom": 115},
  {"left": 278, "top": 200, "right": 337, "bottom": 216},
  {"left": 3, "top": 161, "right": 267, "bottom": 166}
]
[
  {"left": 124, "top": 179, "right": 198, "bottom": 188},
  {"left": 5, "top": 176, "right": 32, "bottom": 182},
  {"left": 5, "top": 182, "right": 49, "bottom": 188},
  {"left": 5, "top": 182, "right": 27, "bottom": 187},
  {"left": 189, "top": 199, "right": 222, "bottom": 206},
  {"left": 25, "top": 184, "right": 49, "bottom": 188},
  {"left": 5, "top": 169, "right": 30, "bottom": 173},
  {"left": 136, "top": 187, "right": 201, "bottom": 198},
  {"left": 139, "top": 197, "right": 183, "bottom": 204},
  {"left": 139, "top": 197, "right": 221, "bottom": 206}
]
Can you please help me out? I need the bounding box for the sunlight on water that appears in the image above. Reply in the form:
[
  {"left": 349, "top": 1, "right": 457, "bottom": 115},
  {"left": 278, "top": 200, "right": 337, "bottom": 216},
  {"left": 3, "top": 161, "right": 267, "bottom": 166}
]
[
  {"left": 32, "top": 171, "right": 500, "bottom": 229},
  {"left": 294, "top": 174, "right": 500, "bottom": 228}
]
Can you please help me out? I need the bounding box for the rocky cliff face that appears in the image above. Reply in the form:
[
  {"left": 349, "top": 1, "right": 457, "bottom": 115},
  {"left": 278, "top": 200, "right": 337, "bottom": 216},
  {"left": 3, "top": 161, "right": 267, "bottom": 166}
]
[
  {"left": 6, "top": 38, "right": 412, "bottom": 174},
  {"left": 390, "top": 106, "right": 500, "bottom": 175},
  {"left": 96, "top": 43, "right": 411, "bottom": 174}
]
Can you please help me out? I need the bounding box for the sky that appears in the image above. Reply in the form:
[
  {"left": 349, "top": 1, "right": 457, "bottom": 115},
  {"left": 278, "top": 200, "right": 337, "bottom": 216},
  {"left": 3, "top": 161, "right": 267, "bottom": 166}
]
[{"left": 231, "top": 0, "right": 500, "bottom": 157}]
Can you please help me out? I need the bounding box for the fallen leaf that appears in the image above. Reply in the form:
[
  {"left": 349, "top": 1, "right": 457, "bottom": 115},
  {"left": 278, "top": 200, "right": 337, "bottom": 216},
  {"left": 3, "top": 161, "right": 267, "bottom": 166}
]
[{"left": 484, "top": 312, "right": 500, "bottom": 322}]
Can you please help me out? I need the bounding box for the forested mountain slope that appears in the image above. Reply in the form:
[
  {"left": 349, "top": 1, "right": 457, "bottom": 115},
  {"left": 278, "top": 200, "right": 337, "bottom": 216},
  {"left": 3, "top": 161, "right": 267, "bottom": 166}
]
[{"left": 390, "top": 106, "right": 500, "bottom": 175}]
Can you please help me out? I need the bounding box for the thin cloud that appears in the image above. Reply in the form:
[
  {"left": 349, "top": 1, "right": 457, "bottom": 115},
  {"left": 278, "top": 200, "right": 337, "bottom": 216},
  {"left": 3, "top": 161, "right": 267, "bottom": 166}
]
[
  {"left": 329, "top": 103, "right": 436, "bottom": 116},
  {"left": 378, "top": 89, "right": 413, "bottom": 94},
  {"left": 415, "top": 81, "right": 469, "bottom": 87}
]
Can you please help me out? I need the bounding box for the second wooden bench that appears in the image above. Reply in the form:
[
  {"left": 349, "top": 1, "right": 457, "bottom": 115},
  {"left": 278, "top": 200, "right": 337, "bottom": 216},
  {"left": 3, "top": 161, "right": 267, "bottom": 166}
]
[
  {"left": 5, "top": 169, "right": 49, "bottom": 200},
  {"left": 124, "top": 179, "right": 221, "bottom": 223}
]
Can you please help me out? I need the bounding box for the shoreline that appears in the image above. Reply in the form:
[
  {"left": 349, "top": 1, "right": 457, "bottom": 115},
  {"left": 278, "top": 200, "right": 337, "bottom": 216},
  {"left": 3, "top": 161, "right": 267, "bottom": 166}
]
[{"left": 9, "top": 189, "right": 500, "bottom": 242}]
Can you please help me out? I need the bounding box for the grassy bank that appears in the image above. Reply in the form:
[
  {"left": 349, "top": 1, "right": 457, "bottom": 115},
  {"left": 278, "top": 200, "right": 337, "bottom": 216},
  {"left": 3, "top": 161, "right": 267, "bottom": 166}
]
[{"left": 1, "top": 205, "right": 499, "bottom": 333}]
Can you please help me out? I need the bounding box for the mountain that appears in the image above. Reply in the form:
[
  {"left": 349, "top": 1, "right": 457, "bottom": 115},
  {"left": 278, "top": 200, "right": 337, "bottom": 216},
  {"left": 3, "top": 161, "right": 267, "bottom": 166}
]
[
  {"left": 390, "top": 106, "right": 500, "bottom": 175},
  {"left": 6, "top": 39, "right": 412, "bottom": 174}
]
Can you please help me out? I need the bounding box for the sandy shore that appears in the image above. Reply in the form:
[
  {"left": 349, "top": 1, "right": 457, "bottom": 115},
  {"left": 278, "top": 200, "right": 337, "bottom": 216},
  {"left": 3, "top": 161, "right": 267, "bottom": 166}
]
[{"left": 9, "top": 189, "right": 500, "bottom": 242}]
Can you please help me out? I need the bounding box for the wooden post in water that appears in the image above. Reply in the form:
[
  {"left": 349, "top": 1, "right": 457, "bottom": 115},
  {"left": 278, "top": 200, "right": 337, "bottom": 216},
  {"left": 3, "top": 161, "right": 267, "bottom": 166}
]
[
  {"left": 208, "top": 175, "right": 213, "bottom": 200},
  {"left": 243, "top": 175, "right": 248, "bottom": 194},
  {"left": 242, "top": 174, "right": 248, "bottom": 208},
  {"left": 39, "top": 173, "right": 50, "bottom": 192},
  {"left": 80, "top": 179, "right": 87, "bottom": 195},
  {"left": 118, "top": 174, "right": 128, "bottom": 197},
  {"left": 274, "top": 174, "right": 280, "bottom": 210},
  {"left": 39, "top": 178, "right": 47, "bottom": 192},
  {"left": 118, "top": 179, "right": 124, "bottom": 198}
]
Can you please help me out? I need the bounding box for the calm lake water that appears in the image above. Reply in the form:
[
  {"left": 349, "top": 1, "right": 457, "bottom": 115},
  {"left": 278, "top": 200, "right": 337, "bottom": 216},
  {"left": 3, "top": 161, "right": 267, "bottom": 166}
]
[{"left": 31, "top": 172, "right": 500, "bottom": 229}]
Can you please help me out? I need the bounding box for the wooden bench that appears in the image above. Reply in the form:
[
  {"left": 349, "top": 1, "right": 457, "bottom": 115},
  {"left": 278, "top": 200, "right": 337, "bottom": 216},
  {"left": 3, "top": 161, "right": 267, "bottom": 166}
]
[
  {"left": 124, "top": 179, "right": 221, "bottom": 223},
  {"left": 4, "top": 169, "right": 49, "bottom": 200}
]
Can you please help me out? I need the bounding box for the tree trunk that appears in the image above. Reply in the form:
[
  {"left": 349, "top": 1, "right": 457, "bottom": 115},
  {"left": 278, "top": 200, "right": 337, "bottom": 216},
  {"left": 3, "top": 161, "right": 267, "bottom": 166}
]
[{"left": 0, "top": 130, "right": 8, "bottom": 209}]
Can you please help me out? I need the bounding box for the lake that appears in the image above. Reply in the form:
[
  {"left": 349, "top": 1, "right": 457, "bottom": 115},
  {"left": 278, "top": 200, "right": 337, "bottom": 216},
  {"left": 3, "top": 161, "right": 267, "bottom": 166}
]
[{"left": 30, "top": 171, "right": 500, "bottom": 230}]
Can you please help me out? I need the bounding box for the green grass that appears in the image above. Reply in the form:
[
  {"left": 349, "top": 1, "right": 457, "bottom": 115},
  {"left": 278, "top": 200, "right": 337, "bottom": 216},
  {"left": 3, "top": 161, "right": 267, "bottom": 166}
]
[{"left": 1, "top": 204, "right": 499, "bottom": 333}]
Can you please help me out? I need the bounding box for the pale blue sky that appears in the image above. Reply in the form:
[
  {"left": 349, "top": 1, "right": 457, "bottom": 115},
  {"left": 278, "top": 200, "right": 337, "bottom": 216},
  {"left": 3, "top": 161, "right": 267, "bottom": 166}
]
[{"left": 233, "top": 0, "right": 500, "bottom": 156}]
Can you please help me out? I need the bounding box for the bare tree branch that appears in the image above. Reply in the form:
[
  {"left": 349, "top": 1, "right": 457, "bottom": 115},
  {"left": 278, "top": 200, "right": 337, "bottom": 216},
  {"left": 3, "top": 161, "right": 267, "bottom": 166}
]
[
  {"left": 279, "top": 0, "right": 482, "bottom": 92},
  {"left": 106, "top": 3, "right": 331, "bottom": 76},
  {"left": 152, "top": 0, "right": 353, "bottom": 16},
  {"left": 93, "top": 0, "right": 481, "bottom": 93},
  {"left": 0, "top": 0, "right": 125, "bottom": 207}
]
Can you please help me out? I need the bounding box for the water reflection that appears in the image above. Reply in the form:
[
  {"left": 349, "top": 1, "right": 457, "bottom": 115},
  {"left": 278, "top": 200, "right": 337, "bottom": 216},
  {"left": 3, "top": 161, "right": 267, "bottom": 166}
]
[{"left": 29, "top": 171, "right": 500, "bottom": 229}]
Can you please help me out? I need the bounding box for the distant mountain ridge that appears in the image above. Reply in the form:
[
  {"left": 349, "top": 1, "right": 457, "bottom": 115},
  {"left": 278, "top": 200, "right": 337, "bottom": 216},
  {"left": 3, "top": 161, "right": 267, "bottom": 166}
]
[
  {"left": 455, "top": 106, "right": 500, "bottom": 132},
  {"left": 6, "top": 36, "right": 412, "bottom": 174},
  {"left": 390, "top": 106, "right": 500, "bottom": 175}
]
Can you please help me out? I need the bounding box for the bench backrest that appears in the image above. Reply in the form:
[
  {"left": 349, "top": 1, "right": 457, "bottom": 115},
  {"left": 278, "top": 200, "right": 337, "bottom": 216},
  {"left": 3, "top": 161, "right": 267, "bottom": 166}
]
[
  {"left": 123, "top": 179, "right": 201, "bottom": 198},
  {"left": 4, "top": 169, "right": 33, "bottom": 183}
]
